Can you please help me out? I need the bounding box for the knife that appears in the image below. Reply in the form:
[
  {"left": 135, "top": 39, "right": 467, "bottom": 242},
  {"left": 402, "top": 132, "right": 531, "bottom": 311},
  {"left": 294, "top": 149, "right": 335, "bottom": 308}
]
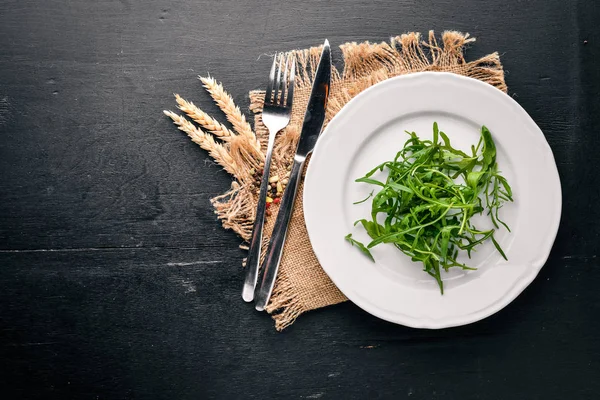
[{"left": 254, "top": 39, "right": 331, "bottom": 311}]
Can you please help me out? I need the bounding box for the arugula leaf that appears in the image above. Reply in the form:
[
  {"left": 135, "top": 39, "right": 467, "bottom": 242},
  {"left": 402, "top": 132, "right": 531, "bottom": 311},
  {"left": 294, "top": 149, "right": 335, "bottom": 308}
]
[
  {"left": 387, "top": 182, "right": 413, "bottom": 193},
  {"left": 353, "top": 190, "right": 374, "bottom": 205},
  {"left": 345, "top": 234, "right": 375, "bottom": 262},
  {"left": 356, "top": 177, "right": 385, "bottom": 186}
]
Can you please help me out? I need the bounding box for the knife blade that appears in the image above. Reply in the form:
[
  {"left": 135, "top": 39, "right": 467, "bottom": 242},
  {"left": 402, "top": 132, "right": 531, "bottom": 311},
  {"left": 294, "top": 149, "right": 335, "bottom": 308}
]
[{"left": 254, "top": 39, "right": 331, "bottom": 311}]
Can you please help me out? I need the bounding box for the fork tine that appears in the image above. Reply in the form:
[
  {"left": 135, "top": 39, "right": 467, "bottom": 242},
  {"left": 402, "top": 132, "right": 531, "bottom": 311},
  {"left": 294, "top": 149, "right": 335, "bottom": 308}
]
[
  {"left": 286, "top": 57, "right": 296, "bottom": 108},
  {"left": 273, "top": 54, "right": 283, "bottom": 105},
  {"left": 265, "top": 54, "right": 277, "bottom": 105},
  {"left": 280, "top": 54, "right": 290, "bottom": 107}
]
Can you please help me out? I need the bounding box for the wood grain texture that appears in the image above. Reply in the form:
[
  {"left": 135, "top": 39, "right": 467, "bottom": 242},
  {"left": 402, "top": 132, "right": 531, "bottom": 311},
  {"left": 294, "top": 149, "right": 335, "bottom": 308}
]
[{"left": 0, "top": 0, "right": 599, "bottom": 399}]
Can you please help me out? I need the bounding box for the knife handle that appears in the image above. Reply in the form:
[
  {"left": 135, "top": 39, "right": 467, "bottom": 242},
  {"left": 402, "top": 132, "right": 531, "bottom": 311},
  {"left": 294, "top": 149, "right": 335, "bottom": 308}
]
[{"left": 254, "top": 156, "right": 304, "bottom": 311}]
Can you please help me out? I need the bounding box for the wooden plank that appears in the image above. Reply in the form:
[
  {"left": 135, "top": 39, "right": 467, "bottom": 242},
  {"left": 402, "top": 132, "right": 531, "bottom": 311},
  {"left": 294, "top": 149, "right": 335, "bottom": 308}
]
[{"left": 1, "top": 249, "right": 598, "bottom": 398}]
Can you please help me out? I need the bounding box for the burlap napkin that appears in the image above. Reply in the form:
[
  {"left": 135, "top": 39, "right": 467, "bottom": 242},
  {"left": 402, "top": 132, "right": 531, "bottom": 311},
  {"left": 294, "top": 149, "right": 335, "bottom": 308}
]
[{"left": 165, "top": 31, "right": 507, "bottom": 331}]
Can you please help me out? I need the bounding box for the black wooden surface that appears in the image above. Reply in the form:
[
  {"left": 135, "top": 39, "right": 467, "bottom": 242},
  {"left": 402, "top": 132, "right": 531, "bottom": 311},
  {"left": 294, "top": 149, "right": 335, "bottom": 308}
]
[{"left": 1, "top": 0, "right": 599, "bottom": 399}]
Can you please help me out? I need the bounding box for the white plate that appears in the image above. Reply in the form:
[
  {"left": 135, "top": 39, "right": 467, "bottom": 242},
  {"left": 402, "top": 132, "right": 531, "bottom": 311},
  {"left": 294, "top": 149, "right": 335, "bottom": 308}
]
[{"left": 304, "top": 72, "right": 561, "bottom": 329}]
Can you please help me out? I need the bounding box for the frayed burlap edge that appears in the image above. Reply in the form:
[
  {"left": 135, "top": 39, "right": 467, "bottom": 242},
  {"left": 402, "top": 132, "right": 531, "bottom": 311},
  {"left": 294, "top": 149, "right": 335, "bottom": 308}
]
[{"left": 165, "top": 31, "right": 507, "bottom": 331}]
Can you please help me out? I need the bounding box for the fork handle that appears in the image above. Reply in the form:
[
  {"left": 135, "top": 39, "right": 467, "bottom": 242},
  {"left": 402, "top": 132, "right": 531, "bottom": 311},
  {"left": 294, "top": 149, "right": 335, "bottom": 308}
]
[
  {"left": 242, "top": 137, "right": 276, "bottom": 302},
  {"left": 254, "top": 156, "right": 304, "bottom": 311}
]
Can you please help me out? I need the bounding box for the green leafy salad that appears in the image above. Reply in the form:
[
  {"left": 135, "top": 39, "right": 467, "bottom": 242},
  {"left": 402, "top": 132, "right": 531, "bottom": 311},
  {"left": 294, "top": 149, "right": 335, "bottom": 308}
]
[{"left": 345, "top": 123, "right": 513, "bottom": 293}]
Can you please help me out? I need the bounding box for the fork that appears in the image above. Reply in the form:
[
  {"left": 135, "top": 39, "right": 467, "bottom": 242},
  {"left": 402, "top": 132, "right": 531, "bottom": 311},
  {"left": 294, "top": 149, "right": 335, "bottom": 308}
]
[{"left": 242, "top": 53, "right": 295, "bottom": 302}]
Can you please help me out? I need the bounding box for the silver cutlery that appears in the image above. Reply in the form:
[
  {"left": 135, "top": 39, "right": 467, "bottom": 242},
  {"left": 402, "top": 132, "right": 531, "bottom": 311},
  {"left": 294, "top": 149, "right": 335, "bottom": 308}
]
[
  {"left": 254, "top": 39, "right": 332, "bottom": 311},
  {"left": 242, "top": 53, "right": 296, "bottom": 302}
]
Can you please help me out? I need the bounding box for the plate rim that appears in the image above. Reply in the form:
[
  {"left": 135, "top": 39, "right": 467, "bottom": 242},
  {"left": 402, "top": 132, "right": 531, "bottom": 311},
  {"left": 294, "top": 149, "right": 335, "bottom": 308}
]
[{"left": 303, "top": 71, "right": 562, "bottom": 329}]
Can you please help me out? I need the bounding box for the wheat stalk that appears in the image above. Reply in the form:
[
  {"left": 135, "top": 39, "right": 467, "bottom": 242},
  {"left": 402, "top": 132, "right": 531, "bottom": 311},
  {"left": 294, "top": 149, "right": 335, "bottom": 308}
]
[
  {"left": 199, "top": 76, "right": 259, "bottom": 148},
  {"left": 174, "top": 94, "right": 235, "bottom": 141},
  {"left": 163, "top": 110, "right": 238, "bottom": 176}
]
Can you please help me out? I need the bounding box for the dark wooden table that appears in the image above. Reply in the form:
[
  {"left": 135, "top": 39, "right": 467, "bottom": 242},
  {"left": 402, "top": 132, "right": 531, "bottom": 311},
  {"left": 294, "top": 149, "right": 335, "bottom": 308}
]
[{"left": 1, "top": 0, "right": 599, "bottom": 398}]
